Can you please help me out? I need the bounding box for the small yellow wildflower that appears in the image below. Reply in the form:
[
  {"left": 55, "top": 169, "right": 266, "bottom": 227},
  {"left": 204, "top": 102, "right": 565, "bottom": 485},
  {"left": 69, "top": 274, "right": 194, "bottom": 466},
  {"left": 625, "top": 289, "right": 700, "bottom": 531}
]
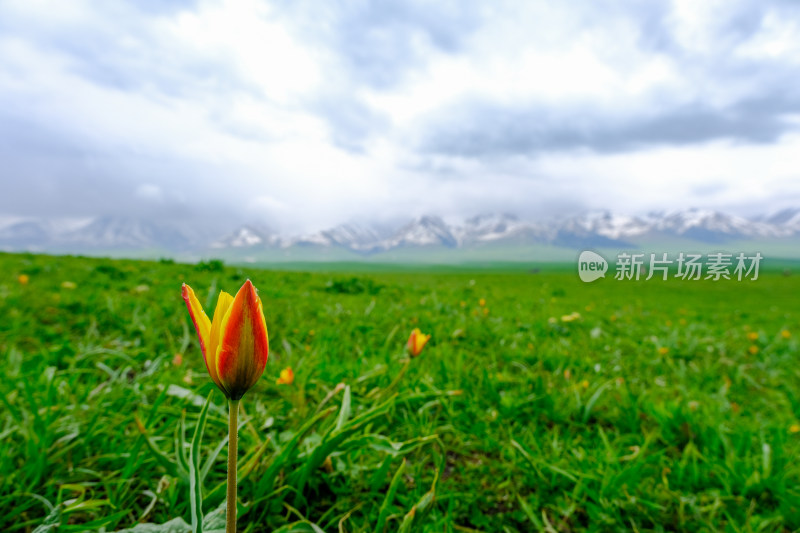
[
  {"left": 479, "top": 298, "right": 486, "bottom": 307},
  {"left": 561, "top": 312, "right": 581, "bottom": 322},
  {"left": 18, "top": 274, "right": 29, "bottom": 285},
  {"left": 563, "top": 369, "right": 571, "bottom": 380},
  {"left": 782, "top": 330, "right": 791, "bottom": 339},
  {"left": 790, "top": 424, "right": 800, "bottom": 434},
  {"left": 748, "top": 345, "right": 759, "bottom": 355},
  {"left": 61, "top": 281, "right": 77, "bottom": 289},
  {"left": 658, "top": 347, "right": 669, "bottom": 356},
  {"left": 581, "top": 380, "right": 589, "bottom": 389},
  {"left": 276, "top": 367, "right": 294, "bottom": 385},
  {"left": 747, "top": 332, "right": 759, "bottom": 341}
]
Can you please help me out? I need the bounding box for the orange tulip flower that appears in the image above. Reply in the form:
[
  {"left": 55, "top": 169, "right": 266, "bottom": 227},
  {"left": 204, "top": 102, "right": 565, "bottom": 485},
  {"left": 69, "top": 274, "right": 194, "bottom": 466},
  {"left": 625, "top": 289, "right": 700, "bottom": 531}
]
[
  {"left": 182, "top": 280, "right": 269, "bottom": 400},
  {"left": 407, "top": 328, "right": 431, "bottom": 357}
]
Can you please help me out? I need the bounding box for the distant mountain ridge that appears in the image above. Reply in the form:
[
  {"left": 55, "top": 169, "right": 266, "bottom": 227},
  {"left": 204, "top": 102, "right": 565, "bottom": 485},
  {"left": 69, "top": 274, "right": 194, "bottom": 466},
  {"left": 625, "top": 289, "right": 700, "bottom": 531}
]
[{"left": 2, "top": 208, "right": 800, "bottom": 259}]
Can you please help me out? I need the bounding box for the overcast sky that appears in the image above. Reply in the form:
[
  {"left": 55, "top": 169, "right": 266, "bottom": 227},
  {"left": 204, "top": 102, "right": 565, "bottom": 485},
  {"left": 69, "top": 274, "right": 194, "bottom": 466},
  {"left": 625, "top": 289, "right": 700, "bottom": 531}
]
[{"left": 1, "top": 0, "right": 800, "bottom": 232}]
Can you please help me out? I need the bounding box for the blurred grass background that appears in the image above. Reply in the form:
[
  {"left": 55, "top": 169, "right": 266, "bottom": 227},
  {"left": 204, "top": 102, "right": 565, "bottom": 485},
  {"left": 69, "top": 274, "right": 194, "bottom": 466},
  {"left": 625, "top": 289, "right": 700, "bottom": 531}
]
[{"left": 1, "top": 252, "right": 799, "bottom": 532}]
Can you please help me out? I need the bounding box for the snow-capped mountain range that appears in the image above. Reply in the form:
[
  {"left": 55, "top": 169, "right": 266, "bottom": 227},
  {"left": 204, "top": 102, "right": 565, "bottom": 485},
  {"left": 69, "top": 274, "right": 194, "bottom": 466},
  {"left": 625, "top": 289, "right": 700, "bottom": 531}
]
[{"left": 2, "top": 208, "right": 800, "bottom": 258}]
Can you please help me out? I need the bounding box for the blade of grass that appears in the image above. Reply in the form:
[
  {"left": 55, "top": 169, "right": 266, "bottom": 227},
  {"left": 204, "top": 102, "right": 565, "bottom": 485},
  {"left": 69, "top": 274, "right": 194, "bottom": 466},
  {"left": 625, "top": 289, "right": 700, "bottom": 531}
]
[
  {"left": 334, "top": 385, "right": 352, "bottom": 432},
  {"left": 374, "top": 458, "right": 406, "bottom": 533},
  {"left": 133, "top": 415, "right": 179, "bottom": 478},
  {"left": 397, "top": 469, "right": 438, "bottom": 533},
  {"left": 189, "top": 393, "right": 212, "bottom": 533}
]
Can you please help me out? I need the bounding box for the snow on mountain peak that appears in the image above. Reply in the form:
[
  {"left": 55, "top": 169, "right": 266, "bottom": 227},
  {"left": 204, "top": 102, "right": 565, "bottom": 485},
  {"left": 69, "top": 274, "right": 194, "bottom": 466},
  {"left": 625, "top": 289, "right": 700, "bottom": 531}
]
[
  {"left": 384, "top": 215, "right": 459, "bottom": 248},
  {"left": 212, "top": 225, "right": 277, "bottom": 248},
  {"left": 2, "top": 208, "right": 800, "bottom": 254}
]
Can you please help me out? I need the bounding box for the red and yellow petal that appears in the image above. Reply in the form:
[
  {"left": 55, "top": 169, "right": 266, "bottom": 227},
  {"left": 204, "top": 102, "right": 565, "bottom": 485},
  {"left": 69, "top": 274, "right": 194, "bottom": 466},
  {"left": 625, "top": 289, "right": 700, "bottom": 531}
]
[
  {"left": 407, "top": 328, "right": 430, "bottom": 357},
  {"left": 182, "top": 284, "right": 211, "bottom": 358},
  {"left": 207, "top": 290, "right": 234, "bottom": 394},
  {"left": 216, "top": 280, "right": 269, "bottom": 400},
  {"left": 419, "top": 334, "right": 430, "bottom": 353}
]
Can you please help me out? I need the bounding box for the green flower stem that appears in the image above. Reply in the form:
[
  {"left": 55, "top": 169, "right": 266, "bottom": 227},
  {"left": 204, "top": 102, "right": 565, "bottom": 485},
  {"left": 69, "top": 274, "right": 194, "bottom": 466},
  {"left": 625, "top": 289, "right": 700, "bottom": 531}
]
[{"left": 226, "top": 399, "right": 240, "bottom": 533}]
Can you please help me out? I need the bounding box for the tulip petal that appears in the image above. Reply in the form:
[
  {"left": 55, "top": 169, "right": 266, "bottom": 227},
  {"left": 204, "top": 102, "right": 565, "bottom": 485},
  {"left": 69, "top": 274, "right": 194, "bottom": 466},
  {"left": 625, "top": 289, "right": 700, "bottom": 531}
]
[
  {"left": 407, "top": 328, "right": 430, "bottom": 357},
  {"left": 417, "top": 333, "right": 430, "bottom": 353},
  {"left": 216, "top": 280, "right": 269, "bottom": 400},
  {"left": 207, "top": 290, "right": 234, "bottom": 394},
  {"left": 182, "top": 284, "right": 211, "bottom": 358},
  {"left": 407, "top": 329, "right": 417, "bottom": 352}
]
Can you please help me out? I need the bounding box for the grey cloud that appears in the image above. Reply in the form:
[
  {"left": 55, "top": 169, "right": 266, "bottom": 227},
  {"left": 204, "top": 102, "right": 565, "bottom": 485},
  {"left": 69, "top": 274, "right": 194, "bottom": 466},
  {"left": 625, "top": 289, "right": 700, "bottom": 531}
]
[
  {"left": 329, "top": 0, "right": 481, "bottom": 88},
  {"left": 0, "top": 111, "right": 231, "bottom": 226},
  {"left": 308, "top": 94, "right": 391, "bottom": 153},
  {"left": 715, "top": 0, "right": 800, "bottom": 44},
  {"left": 420, "top": 88, "right": 800, "bottom": 159},
  {"left": 275, "top": 0, "right": 482, "bottom": 89},
  {"left": 0, "top": 3, "right": 249, "bottom": 100},
  {"left": 608, "top": 0, "right": 800, "bottom": 56}
]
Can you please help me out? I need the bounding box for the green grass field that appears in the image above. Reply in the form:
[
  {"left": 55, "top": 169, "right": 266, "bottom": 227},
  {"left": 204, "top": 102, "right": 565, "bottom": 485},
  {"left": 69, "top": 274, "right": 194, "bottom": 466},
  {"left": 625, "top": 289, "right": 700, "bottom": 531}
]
[{"left": 1, "top": 252, "right": 799, "bottom": 532}]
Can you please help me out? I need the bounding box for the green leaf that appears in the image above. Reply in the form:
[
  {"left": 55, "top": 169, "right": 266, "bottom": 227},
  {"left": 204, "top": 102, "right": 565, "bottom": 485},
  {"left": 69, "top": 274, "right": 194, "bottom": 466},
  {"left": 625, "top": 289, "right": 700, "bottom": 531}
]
[
  {"left": 200, "top": 432, "right": 230, "bottom": 482},
  {"left": 269, "top": 521, "right": 326, "bottom": 533},
  {"left": 175, "top": 412, "right": 190, "bottom": 478},
  {"left": 334, "top": 385, "right": 352, "bottom": 432},
  {"left": 201, "top": 501, "right": 227, "bottom": 532},
  {"left": 134, "top": 415, "right": 179, "bottom": 478},
  {"left": 293, "top": 395, "right": 395, "bottom": 497},
  {"left": 189, "top": 392, "right": 212, "bottom": 533},
  {"left": 32, "top": 504, "right": 61, "bottom": 533},
  {"left": 113, "top": 502, "right": 226, "bottom": 533},
  {"left": 581, "top": 379, "right": 614, "bottom": 423},
  {"left": 374, "top": 458, "right": 406, "bottom": 533},
  {"left": 114, "top": 517, "right": 191, "bottom": 533},
  {"left": 253, "top": 406, "right": 336, "bottom": 496},
  {"left": 516, "top": 494, "right": 544, "bottom": 529},
  {"left": 397, "top": 469, "right": 438, "bottom": 533}
]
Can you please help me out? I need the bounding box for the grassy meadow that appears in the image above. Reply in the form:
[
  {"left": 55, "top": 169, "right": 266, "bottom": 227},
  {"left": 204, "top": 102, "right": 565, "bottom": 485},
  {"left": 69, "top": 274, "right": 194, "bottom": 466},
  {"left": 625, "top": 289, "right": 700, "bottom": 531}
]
[{"left": 1, "top": 252, "right": 799, "bottom": 532}]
